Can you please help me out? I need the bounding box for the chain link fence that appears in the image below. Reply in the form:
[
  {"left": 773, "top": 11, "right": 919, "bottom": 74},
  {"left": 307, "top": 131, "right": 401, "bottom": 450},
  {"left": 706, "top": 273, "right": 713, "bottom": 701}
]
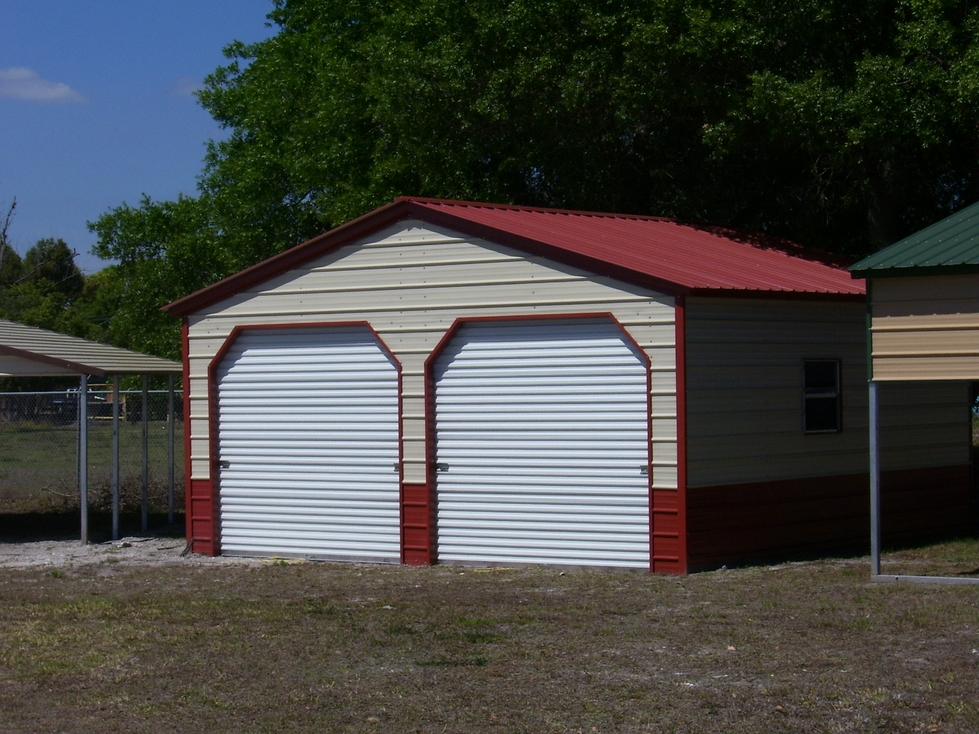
[{"left": 0, "top": 388, "right": 184, "bottom": 517}]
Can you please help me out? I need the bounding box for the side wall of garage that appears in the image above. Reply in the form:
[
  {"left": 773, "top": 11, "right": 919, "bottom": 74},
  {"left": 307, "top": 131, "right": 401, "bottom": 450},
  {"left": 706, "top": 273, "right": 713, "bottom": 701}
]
[
  {"left": 183, "top": 220, "right": 678, "bottom": 565},
  {"left": 683, "top": 297, "right": 973, "bottom": 570}
]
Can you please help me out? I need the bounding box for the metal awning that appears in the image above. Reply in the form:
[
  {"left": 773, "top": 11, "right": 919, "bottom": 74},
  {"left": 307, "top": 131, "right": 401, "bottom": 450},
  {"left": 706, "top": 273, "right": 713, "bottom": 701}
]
[
  {"left": 0, "top": 319, "right": 182, "bottom": 545},
  {"left": 0, "top": 319, "right": 180, "bottom": 377}
]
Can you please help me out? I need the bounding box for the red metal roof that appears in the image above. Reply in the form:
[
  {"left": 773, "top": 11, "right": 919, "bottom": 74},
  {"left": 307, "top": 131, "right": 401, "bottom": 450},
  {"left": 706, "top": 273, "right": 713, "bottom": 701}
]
[{"left": 166, "top": 197, "right": 864, "bottom": 316}]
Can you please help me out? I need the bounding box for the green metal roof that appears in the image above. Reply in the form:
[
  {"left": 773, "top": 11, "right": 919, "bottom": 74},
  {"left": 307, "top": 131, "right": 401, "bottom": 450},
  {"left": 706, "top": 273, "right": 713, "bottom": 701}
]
[{"left": 849, "top": 200, "right": 979, "bottom": 277}]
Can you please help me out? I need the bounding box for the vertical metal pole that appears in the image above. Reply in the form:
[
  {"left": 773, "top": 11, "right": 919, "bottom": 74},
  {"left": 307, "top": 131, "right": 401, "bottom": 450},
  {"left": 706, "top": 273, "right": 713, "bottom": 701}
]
[
  {"left": 167, "top": 374, "right": 175, "bottom": 525},
  {"left": 869, "top": 381, "right": 881, "bottom": 577},
  {"left": 79, "top": 375, "right": 89, "bottom": 545},
  {"left": 141, "top": 375, "right": 149, "bottom": 534},
  {"left": 112, "top": 375, "right": 120, "bottom": 541}
]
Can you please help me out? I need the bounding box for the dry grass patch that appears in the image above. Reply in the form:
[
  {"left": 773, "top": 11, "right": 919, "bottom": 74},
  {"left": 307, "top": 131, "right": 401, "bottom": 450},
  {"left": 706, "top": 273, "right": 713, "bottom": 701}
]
[{"left": 0, "top": 545, "right": 977, "bottom": 733}]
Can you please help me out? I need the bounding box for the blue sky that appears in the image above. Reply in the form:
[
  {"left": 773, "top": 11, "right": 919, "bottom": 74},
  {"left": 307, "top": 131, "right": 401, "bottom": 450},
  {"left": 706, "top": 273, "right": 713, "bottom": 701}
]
[{"left": 1, "top": 1, "right": 278, "bottom": 273}]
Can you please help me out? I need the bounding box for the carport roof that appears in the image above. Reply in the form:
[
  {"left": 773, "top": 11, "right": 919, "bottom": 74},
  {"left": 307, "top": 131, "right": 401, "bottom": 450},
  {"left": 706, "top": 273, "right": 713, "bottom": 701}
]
[
  {"left": 165, "top": 197, "right": 865, "bottom": 317},
  {"left": 0, "top": 319, "right": 181, "bottom": 377},
  {"left": 850, "top": 200, "right": 979, "bottom": 277}
]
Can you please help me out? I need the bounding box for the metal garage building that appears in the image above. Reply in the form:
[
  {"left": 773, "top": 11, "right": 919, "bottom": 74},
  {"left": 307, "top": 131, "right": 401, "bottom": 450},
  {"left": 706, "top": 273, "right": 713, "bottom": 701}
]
[
  {"left": 166, "top": 198, "right": 973, "bottom": 572},
  {"left": 850, "top": 200, "right": 979, "bottom": 583}
]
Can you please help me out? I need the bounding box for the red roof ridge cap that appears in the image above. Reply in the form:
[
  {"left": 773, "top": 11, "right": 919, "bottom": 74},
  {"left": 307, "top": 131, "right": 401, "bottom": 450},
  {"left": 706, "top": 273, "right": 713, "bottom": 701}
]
[{"left": 397, "top": 196, "right": 675, "bottom": 223}]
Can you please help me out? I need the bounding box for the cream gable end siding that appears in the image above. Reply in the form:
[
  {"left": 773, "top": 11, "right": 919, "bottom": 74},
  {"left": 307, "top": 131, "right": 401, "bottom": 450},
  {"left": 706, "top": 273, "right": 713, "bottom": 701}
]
[
  {"left": 870, "top": 274, "right": 979, "bottom": 381},
  {"left": 185, "top": 220, "right": 678, "bottom": 490},
  {"left": 683, "top": 297, "right": 970, "bottom": 488}
]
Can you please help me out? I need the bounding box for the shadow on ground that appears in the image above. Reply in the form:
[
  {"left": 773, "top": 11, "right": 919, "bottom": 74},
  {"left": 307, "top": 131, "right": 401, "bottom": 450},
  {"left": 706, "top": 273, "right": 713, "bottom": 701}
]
[{"left": 0, "top": 510, "right": 185, "bottom": 544}]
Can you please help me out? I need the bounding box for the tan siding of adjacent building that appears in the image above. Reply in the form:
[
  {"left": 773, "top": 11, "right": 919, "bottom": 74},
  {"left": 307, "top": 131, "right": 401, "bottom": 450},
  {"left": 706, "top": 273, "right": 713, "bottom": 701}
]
[
  {"left": 185, "top": 221, "right": 677, "bottom": 489},
  {"left": 684, "top": 297, "right": 971, "bottom": 488},
  {"left": 870, "top": 274, "right": 979, "bottom": 381}
]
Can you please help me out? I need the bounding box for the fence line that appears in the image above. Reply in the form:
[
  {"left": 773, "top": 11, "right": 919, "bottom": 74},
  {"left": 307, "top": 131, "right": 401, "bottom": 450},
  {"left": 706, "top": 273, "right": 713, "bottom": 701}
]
[{"left": 0, "top": 389, "right": 185, "bottom": 538}]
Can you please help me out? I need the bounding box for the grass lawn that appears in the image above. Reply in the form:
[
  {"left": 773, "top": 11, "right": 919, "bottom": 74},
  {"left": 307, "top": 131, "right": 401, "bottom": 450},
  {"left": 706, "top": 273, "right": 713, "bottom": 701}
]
[
  {"left": 0, "top": 542, "right": 977, "bottom": 733},
  {"left": 0, "top": 419, "right": 183, "bottom": 510}
]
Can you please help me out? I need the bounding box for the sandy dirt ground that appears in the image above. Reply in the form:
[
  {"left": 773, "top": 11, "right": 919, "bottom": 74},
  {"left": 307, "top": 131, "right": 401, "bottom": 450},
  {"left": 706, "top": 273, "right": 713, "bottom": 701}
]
[{"left": 0, "top": 535, "right": 263, "bottom": 569}]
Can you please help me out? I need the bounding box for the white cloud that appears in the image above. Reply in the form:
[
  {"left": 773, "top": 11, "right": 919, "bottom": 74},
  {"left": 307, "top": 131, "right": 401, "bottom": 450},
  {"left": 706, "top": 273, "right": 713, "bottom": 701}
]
[
  {"left": 171, "top": 76, "right": 203, "bottom": 97},
  {"left": 0, "top": 67, "right": 85, "bottom": 103}
]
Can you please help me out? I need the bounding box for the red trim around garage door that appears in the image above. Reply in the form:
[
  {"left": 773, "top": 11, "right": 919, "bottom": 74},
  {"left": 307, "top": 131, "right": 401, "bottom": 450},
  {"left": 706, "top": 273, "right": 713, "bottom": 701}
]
[{"left": 422, "top": 312, "right": 658, "bottom": 569}]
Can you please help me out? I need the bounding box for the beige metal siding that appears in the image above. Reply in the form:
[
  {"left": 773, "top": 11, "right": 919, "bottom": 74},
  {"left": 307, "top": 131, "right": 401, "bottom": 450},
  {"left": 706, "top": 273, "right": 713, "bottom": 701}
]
[
  {"left": 186, "top": 221, "right": 677, "bottom": 489},
  {"left": 871, "top": 275, "right": 979, "bottom": 381},
  {"left": 685, "top": 298, "right": 971, "bottom": 487}
]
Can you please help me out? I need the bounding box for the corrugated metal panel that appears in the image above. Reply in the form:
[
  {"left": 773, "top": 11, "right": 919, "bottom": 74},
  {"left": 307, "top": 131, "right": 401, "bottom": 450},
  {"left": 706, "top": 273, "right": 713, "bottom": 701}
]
[
  {"left": 0, "top": 318, "right": 180, "bottom": 376},
  {"left": 166, "top": 198, "right": 864, "bottom": 319},
  {"left": 685, "top": 297, "right": 870, "bottom": 487},
  {"left": 408, "top": 200, "right": 862, "bottom": 295},
  {"left": 685, "top": 297, "right": 972, "bottom": 486},
  {"left": 186, "top": 223, "right": 678, "bottom": 486},
  {"left": 869, "top": 275, "right": 979, "bottom": 381},
  {"left": 216, "top": 326, "right": 400, "bottom": 561},
  {"left": 851, "top": 200, "right": 979, "bottom": 274},
  {"left": 433, "top": 319, "right": 650, "bottom": 568}
]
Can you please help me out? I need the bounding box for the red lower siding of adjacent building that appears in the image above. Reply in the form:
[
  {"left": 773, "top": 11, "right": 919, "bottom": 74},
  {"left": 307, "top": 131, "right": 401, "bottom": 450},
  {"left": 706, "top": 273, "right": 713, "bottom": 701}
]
[{"left": 686, "top": 465, "right": 974, "bottom": 572}]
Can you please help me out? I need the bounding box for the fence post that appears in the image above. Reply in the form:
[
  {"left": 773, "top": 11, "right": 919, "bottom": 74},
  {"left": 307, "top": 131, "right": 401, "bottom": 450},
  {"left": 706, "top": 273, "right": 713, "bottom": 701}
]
[
  {"left": 79, "top": 376, "right": 89, "bottom": 545},
  {"left": 168, "top": 374, "right": 175, "bottom": 525},
  {"left": 112, "top": 376, "right": 120, "bottom": 541},
  {"left": 141, "top": 375, "right": 149, "bottom": 534}
]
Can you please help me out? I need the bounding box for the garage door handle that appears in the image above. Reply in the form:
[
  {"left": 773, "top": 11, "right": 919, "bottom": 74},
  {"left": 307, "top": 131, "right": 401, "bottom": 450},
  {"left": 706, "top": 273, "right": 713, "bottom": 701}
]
[
  {"left": 219, "top": 460, "right": 231, "bottom": 469},
  {"left": 639, "top": 465, "right": 648, "bottom": 476},
  {"left": 435, "top": 463, "right": 449, "bottom": 473}
]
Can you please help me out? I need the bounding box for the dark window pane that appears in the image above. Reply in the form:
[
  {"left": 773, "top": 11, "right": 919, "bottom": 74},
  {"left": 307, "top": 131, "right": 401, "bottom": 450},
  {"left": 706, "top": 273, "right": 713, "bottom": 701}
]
[
  {"left": 805, "top": 396, "right": 839, "bottom": 432},
  {"left": 805, "top": 361, "right": 838, "bottom": 394}
]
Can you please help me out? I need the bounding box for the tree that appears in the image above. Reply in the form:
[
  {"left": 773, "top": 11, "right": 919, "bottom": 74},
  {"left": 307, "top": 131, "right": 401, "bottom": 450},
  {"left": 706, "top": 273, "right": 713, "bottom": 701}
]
[
  {"left": 0, "top": 198, "right": 21, "bottom": 286},
  {"left": 90, "top": 0, "right": 979, "bottom": 357},
  {"left": 0, "top": 237, "right": 89, "bottom": 336},
  {"left": 89, "top": 195, "right": 223, "bottom": 358}
]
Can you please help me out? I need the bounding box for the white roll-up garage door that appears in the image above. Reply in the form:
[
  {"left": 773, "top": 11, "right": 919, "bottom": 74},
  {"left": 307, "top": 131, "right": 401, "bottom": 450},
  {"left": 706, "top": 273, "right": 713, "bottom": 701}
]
[
  {"left": 433, "top": 318, "right": 650, "bottom": 568},
  {"left": 216, "top": 326, "right": 400, "bottom": 561}
]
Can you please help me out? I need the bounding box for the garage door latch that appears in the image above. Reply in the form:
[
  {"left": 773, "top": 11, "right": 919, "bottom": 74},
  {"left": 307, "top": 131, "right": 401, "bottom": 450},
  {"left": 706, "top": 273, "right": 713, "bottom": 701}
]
[{"left": 436, "top": 463, "right": 449, "bottom": 473}]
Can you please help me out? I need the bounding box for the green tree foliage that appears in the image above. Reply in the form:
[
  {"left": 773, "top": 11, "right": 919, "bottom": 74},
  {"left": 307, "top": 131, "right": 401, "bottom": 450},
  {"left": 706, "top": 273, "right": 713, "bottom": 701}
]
[
  {"left": 0, "top": 238, "right": 93, "bottom": 337},
  {"left": 89, "top": 0, "right": 979, "bottom": 356},
  {"left": 89, "top": 195, "right": 223, "bottom": 359}
]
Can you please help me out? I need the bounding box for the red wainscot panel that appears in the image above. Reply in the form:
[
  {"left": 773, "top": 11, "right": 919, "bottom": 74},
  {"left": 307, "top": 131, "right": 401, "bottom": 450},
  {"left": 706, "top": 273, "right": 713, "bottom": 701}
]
[
  {"left": 651, "top": 489, "right": 684, "bottom": 574},
  {"left": 188, "top": 479, "right": 219, "bottom": 556},
  {"left": 401, "top": 483, "right": 432, "bottom": 565},
  {"left": 686, "top": 465, "right": 973, "bottom": 572}
]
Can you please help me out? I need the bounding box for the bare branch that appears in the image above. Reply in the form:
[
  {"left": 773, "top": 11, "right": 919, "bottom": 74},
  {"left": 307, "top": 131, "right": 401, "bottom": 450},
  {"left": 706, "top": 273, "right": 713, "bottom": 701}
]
[{"left": 0, "top": 198, "right": 16, "bottom": 274}]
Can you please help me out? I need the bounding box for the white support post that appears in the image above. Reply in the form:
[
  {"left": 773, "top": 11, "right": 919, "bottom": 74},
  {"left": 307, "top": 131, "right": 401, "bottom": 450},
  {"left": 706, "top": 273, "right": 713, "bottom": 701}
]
[
  {"left": 141, "top": 375, "right": 149, "bottom": 534},
  {"left": 869, "top": 381, "right": 881, "bottom": 577},
  {"left": 112, "top": 375, "right": 121, "bottom": 541},
  {"left": 79, "top": 375, "right": 89, "bottom": 545}
]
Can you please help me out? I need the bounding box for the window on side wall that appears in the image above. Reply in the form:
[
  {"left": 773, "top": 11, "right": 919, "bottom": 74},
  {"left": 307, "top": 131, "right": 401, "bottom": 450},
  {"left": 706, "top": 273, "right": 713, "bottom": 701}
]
[{"left": 804, "top": 359, "right": 841, "bottom": 433}]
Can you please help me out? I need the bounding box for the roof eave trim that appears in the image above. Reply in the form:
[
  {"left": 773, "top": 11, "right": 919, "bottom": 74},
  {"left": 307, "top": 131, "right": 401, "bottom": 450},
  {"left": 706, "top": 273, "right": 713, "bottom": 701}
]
[
  {"left": 686, "top": 287, "right": 865, "bottom": 302},
  {"left": 850, "top": 263, "right": 979, "bottom": 278}
]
